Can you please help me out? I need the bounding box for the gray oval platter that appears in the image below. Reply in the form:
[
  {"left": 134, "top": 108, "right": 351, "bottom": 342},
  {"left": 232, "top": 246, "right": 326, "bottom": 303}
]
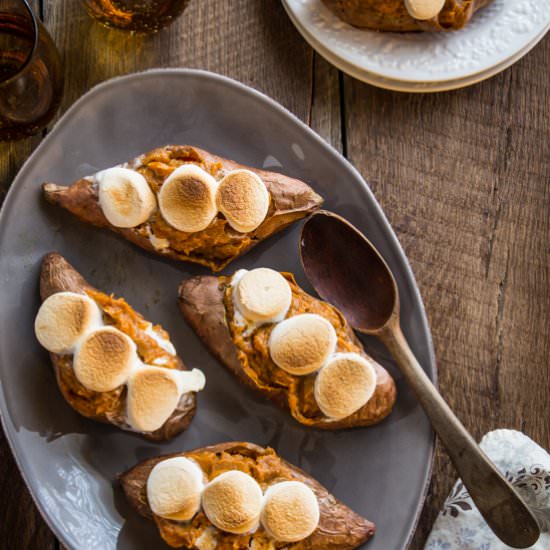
[{"left": 0, "top": 69, "right": 435, "bottom": 550}]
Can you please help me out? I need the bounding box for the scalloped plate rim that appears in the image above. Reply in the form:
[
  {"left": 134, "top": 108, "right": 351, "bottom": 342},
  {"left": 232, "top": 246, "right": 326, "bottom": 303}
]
[
  {"left": 288, "top": 11, "right": 550, "bottom": 92},
  {"left": 282, "top": 0, "right": 550, "bottom": 85}
]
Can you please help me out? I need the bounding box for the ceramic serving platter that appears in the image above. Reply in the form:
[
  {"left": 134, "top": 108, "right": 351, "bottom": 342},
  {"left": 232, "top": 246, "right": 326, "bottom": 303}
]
[
  {"left": 0, "top": 69, "right": 435, "bottom": 550},
  {"left": 282, "top": 0, "right": 550, "bottom": 92}
]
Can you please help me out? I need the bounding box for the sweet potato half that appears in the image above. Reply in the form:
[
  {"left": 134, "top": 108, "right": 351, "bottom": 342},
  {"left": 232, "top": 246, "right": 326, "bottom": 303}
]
[
  {"left": 39, "top": 252, "right": 196, "bottom": 440},
  {"left": 42, "top": 145, "right": 323, "bottom": 272},
  {"left": 120, "top": 441, "right": 375, "bottom": 549},
  {"left": 178, "top": 272, "right": 396, "bottom": 429},
  {"left": 321, "top": 0, "right": 493, "bottom": 32}
]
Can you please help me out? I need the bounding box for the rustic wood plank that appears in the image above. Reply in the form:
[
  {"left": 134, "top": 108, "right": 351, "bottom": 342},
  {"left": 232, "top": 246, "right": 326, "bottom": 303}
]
[
  {"left": 0, "top": 138, "right": 41, "bottom": 197},
  {"left": 0, "top": 429, "right": 57, "bottom": 549},
  {"left": 342, "top": 37, "right": 550, "bottom": 549},
  {"left": 309, "top": 55, "right": 343, "bottom": 153}
]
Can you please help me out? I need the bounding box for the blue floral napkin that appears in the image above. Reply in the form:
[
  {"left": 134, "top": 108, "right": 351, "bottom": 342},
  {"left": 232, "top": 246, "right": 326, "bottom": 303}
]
[{"left": 425, "top": 429, "right": 549, "bottom": 550}]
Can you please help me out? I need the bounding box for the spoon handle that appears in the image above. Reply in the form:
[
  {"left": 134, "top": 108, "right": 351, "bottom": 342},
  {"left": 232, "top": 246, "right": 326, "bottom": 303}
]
[{"left": 379, "top": 320, "right": 540, "bottom": 549}]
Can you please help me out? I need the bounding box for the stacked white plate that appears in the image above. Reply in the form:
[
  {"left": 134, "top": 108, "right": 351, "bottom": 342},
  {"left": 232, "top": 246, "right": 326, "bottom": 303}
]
[{"left": 282, "top": 0, "right": 550, "bottom": 92}]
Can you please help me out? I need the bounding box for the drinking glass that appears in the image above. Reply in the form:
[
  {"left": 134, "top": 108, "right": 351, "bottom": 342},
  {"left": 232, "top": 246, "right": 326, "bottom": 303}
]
[
  {"left": 0, "top": 0, "right": 63, "bottom": 141},
  {"left": 80, "top": 0, "right": 191, "bottom": 32}
]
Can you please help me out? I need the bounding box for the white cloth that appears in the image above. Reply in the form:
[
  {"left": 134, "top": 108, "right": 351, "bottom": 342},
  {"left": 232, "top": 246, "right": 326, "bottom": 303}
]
[{"left": 425, "top": 429, "right": 550, "bottom": 550}]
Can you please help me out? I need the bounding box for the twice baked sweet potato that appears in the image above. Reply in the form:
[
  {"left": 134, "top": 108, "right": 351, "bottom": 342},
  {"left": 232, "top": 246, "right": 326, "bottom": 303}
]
[
  {"left": 178, "top": 271, "right": 396, "bottom": 429},
  {"left": 120, "top": 441, "right": 375, "bottom": 549},
  {"left": 42, "top": 145, "right": 323, "bottom": 272},
  {"left": 322, "top": 0, "right": 493, "bottom": 31},
  {"left": 39, "top": 252, "right": 198, "bottom": 441}
]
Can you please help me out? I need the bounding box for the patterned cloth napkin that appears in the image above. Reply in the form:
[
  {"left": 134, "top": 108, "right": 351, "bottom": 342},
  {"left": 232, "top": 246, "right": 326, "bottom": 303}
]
[{"left": 425, "top": 429, "right": 550, "bottom": 550}]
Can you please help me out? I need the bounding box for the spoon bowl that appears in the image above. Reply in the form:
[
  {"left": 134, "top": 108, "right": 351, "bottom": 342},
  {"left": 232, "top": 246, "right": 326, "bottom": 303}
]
[
  {"left": 300, "top": 210, "right": 540, "bottom": 549},
  {"left": 301, "top": 210, "right": 397, "bottom": 332}
]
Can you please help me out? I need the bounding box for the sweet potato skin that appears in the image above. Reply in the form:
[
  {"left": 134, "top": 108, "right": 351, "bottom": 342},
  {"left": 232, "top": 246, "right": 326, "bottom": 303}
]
[
  {"left": 321, "top": 0, "right": 493, "bottom": 31},
  {"left": 39, "top": 252, "right": 196, "bottom": 441},
  {"left": 178, "top": 274, "right": 396, "bottom": 430},
  {"left": 42, "top": 145, "right": 323, "bottom": 272},
  {"left": 119, "top": 441, "right": 376, "bottom": 550}
]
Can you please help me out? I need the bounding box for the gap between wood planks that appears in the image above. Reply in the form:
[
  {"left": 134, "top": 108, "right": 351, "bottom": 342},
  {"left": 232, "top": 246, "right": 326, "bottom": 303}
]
[
  {"left": 338, "top": 71, "right": 348, "bottom": 158},
  {"left": 307, "top": 51, "right": 347, "bottom": 156},
  {"left": 307, "top": 53, "right": 348, "bottom": 157}
]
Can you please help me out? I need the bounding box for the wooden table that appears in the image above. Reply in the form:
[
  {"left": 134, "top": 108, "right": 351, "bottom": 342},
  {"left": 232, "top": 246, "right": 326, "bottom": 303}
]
[{"left": 1, "top": 2, "right": 548, "bottom": 548}]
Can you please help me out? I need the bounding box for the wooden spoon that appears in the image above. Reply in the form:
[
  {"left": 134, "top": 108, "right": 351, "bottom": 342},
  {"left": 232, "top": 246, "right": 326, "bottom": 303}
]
[{"left": 300, "top": 211, "right": 540, "bottom": 549}]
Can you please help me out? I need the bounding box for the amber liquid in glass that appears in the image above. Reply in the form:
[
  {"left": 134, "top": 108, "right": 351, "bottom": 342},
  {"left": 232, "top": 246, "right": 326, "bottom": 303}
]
[
  {"left": 0, "top": 16, "right": 30, "bottom": 79},
  {"left": 82, "top": 0, "right": 190, "bottom": 32},
  {"left": 0, "top": 12, "right": 63, "bottom": 141}
]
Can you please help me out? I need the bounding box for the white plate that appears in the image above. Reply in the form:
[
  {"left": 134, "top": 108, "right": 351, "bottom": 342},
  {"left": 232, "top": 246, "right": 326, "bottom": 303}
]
[
  {"left": 282, "top": 0, "right": 550, "bottom": 91},
  {"left": 302, "top": 19, "right": 550, "bottom": 92}
]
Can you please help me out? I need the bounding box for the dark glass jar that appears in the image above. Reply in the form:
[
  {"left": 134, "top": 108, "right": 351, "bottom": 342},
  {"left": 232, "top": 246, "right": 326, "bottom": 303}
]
[
  {"left": 0, "top": 0, "right": 63, "bottom": 141},
  {"left": 81, "top": 0, "right": 191, "bottom": 33}
]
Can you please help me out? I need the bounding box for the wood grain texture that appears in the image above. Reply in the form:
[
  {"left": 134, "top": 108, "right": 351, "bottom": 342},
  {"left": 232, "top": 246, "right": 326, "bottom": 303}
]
[
  {"left": 310, "top": 55, "right": 343, "bottom": 153},
  {"left": 343, "top": 37, "right": 550, "bottom": 549},
  {"left": 0, "top": 1, "right": 549, "bottom": 549},
  {"left": 0, "top": 430, "right": 56, "bottom": 550}
]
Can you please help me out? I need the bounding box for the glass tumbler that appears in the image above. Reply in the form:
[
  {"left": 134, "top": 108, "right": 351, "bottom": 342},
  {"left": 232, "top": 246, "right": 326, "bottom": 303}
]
[
  {"left": 80, "top": 0, "right": 191, "bottom": 32},
  {"left": 0, "top": 0, "right": 63, "bottom": 141}
]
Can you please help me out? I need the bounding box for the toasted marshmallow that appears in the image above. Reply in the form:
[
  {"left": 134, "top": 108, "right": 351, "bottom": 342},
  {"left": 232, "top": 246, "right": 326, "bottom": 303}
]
[
  {"left": 234, "top": 268, "right": 292, "bottom": 324},
  {"left": 144, "top": 323, "right": 176, "bottom": 355},
  {"left": 35, "top": 292, "right": 102, "bottom": 354},
  {"left": 269, "top": 314, "right": 337, "bottom": 375},
  {"left": 202, "top": 471, "right": 263, "bottom": 534},
  {"left": 73, "top": 326, "right": 136, "bottom": 392},
  {"left": 127, "top": 366, "right": 206, "bottom": 432},
  {"left": 158, "top": 164, "right": 218, "bottom": 233},
  {"left": 147, "top": 457, "right": 204, "bottom": 521},
  {"left": 216, "top": 170, "right": 269, "bottom": 233},
  {"left": 314, "top": 353, "right": 377, "bottom": 420},
  {"left": 176, "top": 368, "right": 207, "bottom": 393},
  {"left": 261, "top": 481, "right": 319, "bottom": 542},
  {"left": 97, "top": 167, "right": 156, "bottom": 228},
  {"left": 404, "top": 0, "right": 445, "bottom": 20}
]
